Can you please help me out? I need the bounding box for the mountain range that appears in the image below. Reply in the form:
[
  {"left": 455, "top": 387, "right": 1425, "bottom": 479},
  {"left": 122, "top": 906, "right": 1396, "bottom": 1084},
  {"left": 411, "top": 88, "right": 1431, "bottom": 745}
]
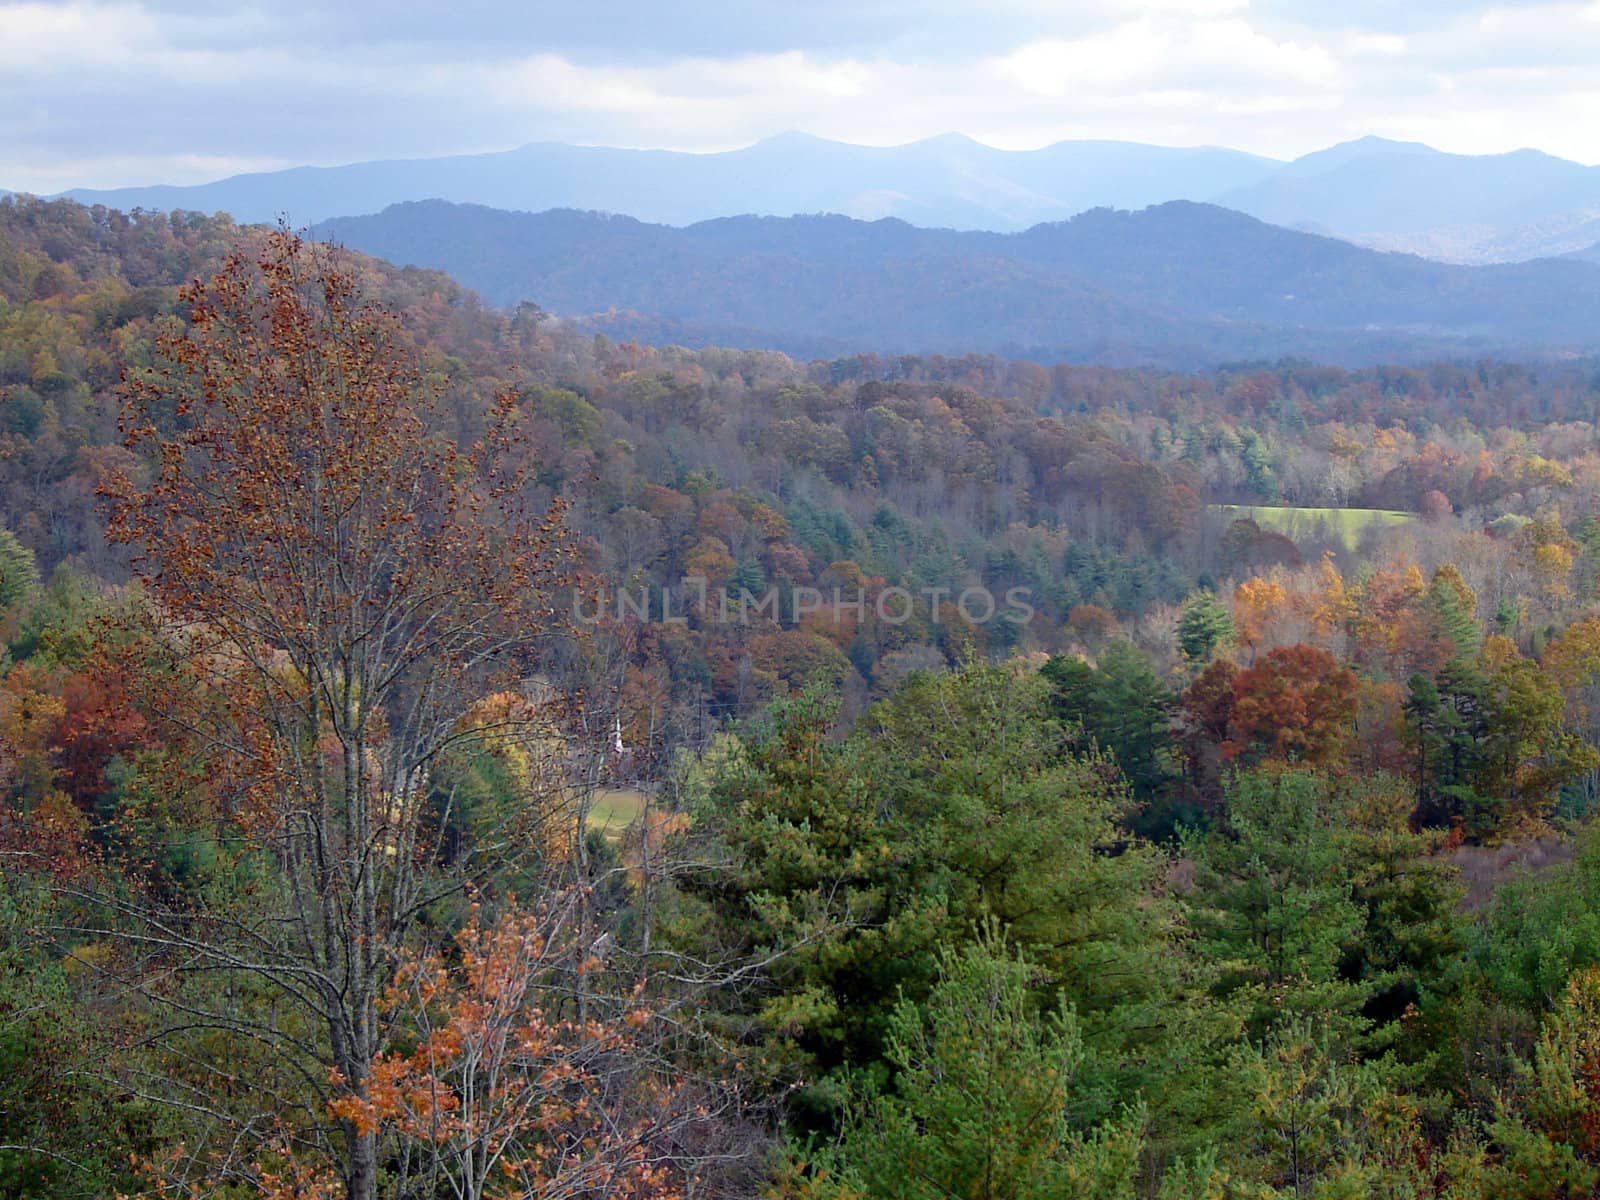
[
  {"left": 58, "top": 133, "right": 1277, "bottom": 233},
  {"left": 37, "top": 133, "right": 1600, "bottom": 266},
  {"left": 314, "top": 199, "right": 1600, "bottom": 368}
]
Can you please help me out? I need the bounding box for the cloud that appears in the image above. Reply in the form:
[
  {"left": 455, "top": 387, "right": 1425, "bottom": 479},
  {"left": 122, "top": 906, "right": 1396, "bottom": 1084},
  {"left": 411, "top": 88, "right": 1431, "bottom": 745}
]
[
  {"left": 992, "top": 18, "right": 1341, "bottom": 100},
  {"left": 0, "top": 1, "right": 154, "bottom": 69},
  {"left": 1346, "top": 33, "right": 1408, "bottom": 55},
  {"left": 0, "top": 0, "right": 1596, "bottom": 192}
]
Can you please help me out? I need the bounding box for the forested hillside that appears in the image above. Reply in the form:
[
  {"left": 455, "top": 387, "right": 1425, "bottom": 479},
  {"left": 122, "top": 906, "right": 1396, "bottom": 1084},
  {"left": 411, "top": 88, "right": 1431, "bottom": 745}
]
[
  {"left": 15, "top": 194, "right": 1600, "bottom": 1197},
  {"left": 315, "top": 199, "right": 1600, "bottom": 366}
]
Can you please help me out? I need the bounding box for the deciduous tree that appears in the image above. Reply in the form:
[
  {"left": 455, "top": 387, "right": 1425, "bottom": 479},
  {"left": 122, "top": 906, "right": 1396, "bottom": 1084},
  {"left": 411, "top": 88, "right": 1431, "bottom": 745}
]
[
  {"left": 96, "top": 231, "right": 573, "bottom": 1200},
  {"left": 1225, "top": 644, "right": 1357, "bottom": 768}
]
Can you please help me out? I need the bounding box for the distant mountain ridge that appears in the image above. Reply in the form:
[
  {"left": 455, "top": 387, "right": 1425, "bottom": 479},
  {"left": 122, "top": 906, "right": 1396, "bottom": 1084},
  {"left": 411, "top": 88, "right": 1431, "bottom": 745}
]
[
  {"left": 1216, "top": 135, "right": 1600, "bottom": 262},
  {"left": 50, "top": 133, "right": 1279, "bottom": 234},
  {"left": 314, "top": 198, "right": 1600, "bottom": 368},
  {"left": 30, "top": 132, "right": 1600, "bottom": 265}
]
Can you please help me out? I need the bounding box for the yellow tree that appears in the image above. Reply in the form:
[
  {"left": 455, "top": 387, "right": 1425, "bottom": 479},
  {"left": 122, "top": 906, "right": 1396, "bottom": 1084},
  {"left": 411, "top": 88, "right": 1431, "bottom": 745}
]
[
  {"left": 1308, "top": 553, "right": 1355, "bottom": 653},
  {"left": 1232, "top": 576, "right": 1289, "bottom": 664}
]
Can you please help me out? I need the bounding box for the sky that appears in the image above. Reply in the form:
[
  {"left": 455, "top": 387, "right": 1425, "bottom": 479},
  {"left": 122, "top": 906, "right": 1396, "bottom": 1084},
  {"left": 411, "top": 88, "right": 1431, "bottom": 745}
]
[{"left": 3, "top": 0, "right": 1599, "bottom": 192}]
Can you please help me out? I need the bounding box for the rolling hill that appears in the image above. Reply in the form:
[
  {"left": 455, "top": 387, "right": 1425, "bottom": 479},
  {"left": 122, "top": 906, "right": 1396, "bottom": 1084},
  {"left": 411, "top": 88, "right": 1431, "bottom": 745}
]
[{"left": 314, "top": 199, "right": 1600, "bottom": 367}]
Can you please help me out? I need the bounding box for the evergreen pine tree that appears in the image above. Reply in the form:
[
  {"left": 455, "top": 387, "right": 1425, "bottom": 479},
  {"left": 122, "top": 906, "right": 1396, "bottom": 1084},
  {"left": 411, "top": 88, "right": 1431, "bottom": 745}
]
[
  {"left": 1178, "top": 591, "right": 1234, "bottom": 663},
  {"left": 0, "top": 528, "right": 39, "bottom": 615},
  {"left": 811, "top": 930, "right": 1144, "bottom": 1200}
]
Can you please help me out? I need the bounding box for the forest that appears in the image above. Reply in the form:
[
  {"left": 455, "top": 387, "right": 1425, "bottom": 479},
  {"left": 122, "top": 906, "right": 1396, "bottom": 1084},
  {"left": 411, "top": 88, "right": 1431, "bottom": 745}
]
[
  {"left": 311, "top": 197, "right": 1600, "bottom": 368},
  {"left": 14, "top": 194, "right": 1600, "bottom": 1198}
]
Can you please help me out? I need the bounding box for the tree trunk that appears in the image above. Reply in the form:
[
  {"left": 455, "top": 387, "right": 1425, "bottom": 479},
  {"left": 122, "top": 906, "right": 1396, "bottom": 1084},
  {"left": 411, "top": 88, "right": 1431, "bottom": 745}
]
[{"left": 346, "top": 1127, "right": 378, "bottom": 1200}]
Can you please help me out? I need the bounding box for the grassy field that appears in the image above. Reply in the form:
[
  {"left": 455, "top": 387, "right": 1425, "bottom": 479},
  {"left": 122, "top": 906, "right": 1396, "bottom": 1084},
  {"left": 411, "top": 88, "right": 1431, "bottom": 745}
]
[
  {"left": 1211, "top": 503, "right": 1416, "bottom": 551},
  {"left": 588, "top": 788, "right": 650, "bottom": 840}
]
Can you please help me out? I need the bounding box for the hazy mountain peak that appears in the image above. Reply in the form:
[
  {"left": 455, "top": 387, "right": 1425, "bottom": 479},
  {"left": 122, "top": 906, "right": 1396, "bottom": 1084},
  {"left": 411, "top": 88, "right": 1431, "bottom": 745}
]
[
  {"left": 1289, "top": 135, "right": 1439, "bottom": 170},
  {"left": 1217, "top": 134, "right": 1600, "bottom": 243},
  {"left": 1494, "top": 145, "right": 1573, "bottom": 164},
  {"left": 904, "top": 131, "right": 988, "bottom": 151},
  {"left": 750, "top": 129, "right": 838, "bottom": 149}
]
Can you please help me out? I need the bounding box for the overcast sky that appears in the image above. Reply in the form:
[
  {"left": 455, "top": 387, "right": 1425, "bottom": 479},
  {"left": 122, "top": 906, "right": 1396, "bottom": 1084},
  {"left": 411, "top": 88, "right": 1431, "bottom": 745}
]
[{"left": 3, "top": 0, "right": 1599, "bottom": 191}]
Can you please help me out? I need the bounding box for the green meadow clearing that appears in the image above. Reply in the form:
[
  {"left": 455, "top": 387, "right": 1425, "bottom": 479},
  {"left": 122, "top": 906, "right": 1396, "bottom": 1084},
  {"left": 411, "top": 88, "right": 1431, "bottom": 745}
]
[
  {"left": 588, "top": 787, "right": 650, "bottom": 839},
  {"left": 1211, "top": 503, "right": 1417, "bottom": 551}
]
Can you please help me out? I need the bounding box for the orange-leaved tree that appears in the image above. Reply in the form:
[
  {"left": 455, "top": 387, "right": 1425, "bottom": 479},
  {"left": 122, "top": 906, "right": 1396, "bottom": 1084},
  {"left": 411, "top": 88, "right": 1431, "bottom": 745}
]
[
  {"left": 1226, "top": 644, "right": 1359, "bottom": 768},
  {"left": 330, "top": 894, "right": 715, "bottom": 1200},
  {"left": 96, "top": 230, "right": 575, "bottom": 1200}
]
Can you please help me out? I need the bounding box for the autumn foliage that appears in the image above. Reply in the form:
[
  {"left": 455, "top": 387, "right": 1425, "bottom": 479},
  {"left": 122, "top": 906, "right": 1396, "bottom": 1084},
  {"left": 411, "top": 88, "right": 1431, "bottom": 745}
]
[
  {"left": 14, "top": 198, "right": 1600, "bottom": 1199},
  {"left": 1226, "top": 644, "right": 1359, "bottom": 766},
  {"left": 329, "top": 900, "right": 688, "bottom": 1200},
  {"left": 95, "top": 231, "right": 581, "bottom": 1200}
]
